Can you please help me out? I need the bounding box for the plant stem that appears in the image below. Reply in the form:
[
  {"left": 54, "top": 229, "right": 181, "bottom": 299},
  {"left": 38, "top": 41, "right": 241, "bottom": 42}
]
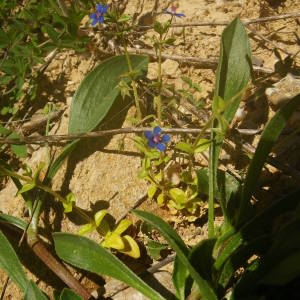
[
  {"left": 156, "top": 41, "right": 163, "bottom": 123},
  {"left": 119, "top": 26, "right": 142, "bottom": 120}
]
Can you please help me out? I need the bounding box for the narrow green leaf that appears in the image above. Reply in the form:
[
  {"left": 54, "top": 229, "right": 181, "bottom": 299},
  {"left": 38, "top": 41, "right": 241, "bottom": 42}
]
[
  {"left": 47, "top": 140, "right": 78, "bottom": 180},
  {"left": 59, "top": 288, "right": 82, "bottom": 300},
  {"left": 68, "top": 55, "right": 148, "bottom": 134},
  {"left": 53, "top": 233, "right": 165, "bottom": 300},
  {"left": 24, "top": 280, "right": 48, "bottom": 300},
  {"left": 214, "top": 188, "right": 300, "bottom": 271},
  {"left": 132, "top": 210, "right": 218, "bottom": 300},
  {"left": 0, "top": 213, "right": 27, "bottom": 231},
  {"left": 17, "top": 183, "right": 36, "bottom": 195},
  {"left": 0, "top": 230, "right": 28, "bottom": 293},
  {"left": 238, "top": 93, "right": 300, "bottom": 225}
]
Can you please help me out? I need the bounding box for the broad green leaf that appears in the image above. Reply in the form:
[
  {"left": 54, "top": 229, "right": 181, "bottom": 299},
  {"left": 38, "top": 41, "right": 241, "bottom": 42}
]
[
  {"left": 132, "top": 210, "right": 218, "bottom": 300},
  {"left": 0, "top": 213, "right": 27, "bottom": 231},
  {"left": 59, "top": 288, "right": 82, "bottom": 300},
  {"left": 238, "top": 93, "right": 300, "bottom": 225},
  {"left": 209, "top": 17, "right": 251, "bottom": 237},
  {"left": 0, "top": 230, "right": 28, "bottom": 293},
  {"left": 169, "top": 188, "right": 187, "bottom": 204},
  {"left": 68, "top": 55, "right": 148, "bottom": 134},
  {"left": 24, "top": 280, "right": 48, "bottom": 300},
  {"left": 53, "top": 233, "right": 165, "bottom": 300}
]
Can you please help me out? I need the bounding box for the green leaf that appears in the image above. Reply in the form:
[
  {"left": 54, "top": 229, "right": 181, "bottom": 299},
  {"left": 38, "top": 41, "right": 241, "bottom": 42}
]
[
  {"left": 193, "top": 139, "right": 210, "bottom": 154},
  {"left": 0, "top": 230, "right": 28, "bottom": 293},
  {"left": 59, "top": 288, "right": 82, "bottom": 300},
  {"left": 62, "top": 192, "right": 76, "bottom": 213},
  {"left": 147, "top": 239, "right": 168, "bottom": 260},
  {"left": 0, "top": 213, "right": 27, "bottom": 231},
  {"left": 132, "top": 210, "right": 218, "bottom": 300},
  {"left": 172, "top": 255, "right": 191, "bottom": 300},
  {"left": 47, "top": 140, "right": 78, "bottom": 180},
  {"left": 68, "top": 55, "right": 148, "bottom": 134},
  {"left": 24, "top": 280, "right": 48, "bottom": 300},
  {"left": 209, "top": 17, "right": 252, "bottom": 237},
  {"left": 8, "top": 132, "right": 27, "bottom": 158},
  {"left": 147, "top": 185, "right": 157, "bottom": 199},
  {"left": 53, "top": 233, "right": 165, "bottom": 300},
  {"left": 238, "top": 93, "right": 300, "bottom": 226},
  {"left": 214, "top": 188, "right": 300, "bottom": 271},
  {"left": 175, "top": 142, "right": 193, "bottom": 155},
  {"left": 17, "top": 183, "right": 36, "bottom": 195},
  {"left": 169, "top": 188, "right": 187, "bottom": 205}
]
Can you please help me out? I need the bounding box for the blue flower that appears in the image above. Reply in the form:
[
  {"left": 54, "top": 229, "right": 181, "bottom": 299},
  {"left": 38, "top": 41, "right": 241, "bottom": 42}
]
[
  {"left": 90, "top": 3, "right": 108, "bottom": 26},
  {"left": 144, "top": 126, "right": 171, "bottom": 152},
  {"left": 163, "top": 5, "right": 185, "bottom": 18}
]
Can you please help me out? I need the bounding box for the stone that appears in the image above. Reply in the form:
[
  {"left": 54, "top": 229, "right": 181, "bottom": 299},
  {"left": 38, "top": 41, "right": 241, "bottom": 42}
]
[
  {"left": 162, "top": 59, "right": 179, "bottom": 78},
  {"left": 265, "top": 73, "right": 300, "bottom": 107}
]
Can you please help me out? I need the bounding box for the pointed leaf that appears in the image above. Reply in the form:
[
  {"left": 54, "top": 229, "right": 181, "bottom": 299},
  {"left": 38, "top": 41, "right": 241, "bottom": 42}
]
[
  {"left": 238, "top": 93, "right": 300, "bottom": 225},
  {"left": 114, "top": 219, "right": 132, "bottom": 235},
  {"left": 24, "top": 281, "right": 48, "bottom": 300},
  {"left": 132, "top": 210, "right": 218, "bottom": 300},
  {"left": 59, "top": 288, "right": 83, "bottom": 300},
  {"left": 53, "top": 233, "right": 165, "bottom": 300},
  {"left": 0, "top": 230, "right": 28, "bottom": 293},
  {"left": 119, "top": 235, "right": 141, "bottom": 259},
  {"left": 68, "top": 55, "right": 148, "bottom": 134}
]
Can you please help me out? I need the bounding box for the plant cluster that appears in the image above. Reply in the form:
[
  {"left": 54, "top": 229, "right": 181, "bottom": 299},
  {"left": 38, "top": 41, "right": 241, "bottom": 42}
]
[{"left": 0, "top": 1, "right": 300, "bottom": 300}]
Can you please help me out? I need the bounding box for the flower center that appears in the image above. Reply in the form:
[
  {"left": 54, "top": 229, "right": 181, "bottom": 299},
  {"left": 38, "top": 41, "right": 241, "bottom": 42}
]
[
  {"left": 153, "top": 134, "right": 161, "bottom": 144},
  {"left": 96, "top": 11, "right": 103, "bottom": 18}
]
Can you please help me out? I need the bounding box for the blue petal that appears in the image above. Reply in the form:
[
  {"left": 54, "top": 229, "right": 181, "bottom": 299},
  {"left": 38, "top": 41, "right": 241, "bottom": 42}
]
[
  {"left": 144, "top": 131, "right": 153, "bottom": 140},
  {"left": 90, "top": 13, "right": 97, "bottom": 19},
  {"left": 148, "top": 140, "right": 156, "bottom": 148},
  {"left": 99, "top": 15, "right": 104, "bottom": 23},
  {"left": 153, "top": 126, "right": 162, "bottom": 135},
  {"left": 161, "top": 134, "right": 170, "bottom": 143},
  {"left": 175, "top": 13, "right": 185, "bottom": 18},
  {"left": 156, "top": 143, "right": 166, "bottom": 152},
  {"left": 91, "top": 18, "right": 98, "bottom": 26},
  {"left": 102, "top": 5, "right": 108, "bottom": 13},
  {"left": 96, "top": 4, "right": 103, "bottom": 12}
]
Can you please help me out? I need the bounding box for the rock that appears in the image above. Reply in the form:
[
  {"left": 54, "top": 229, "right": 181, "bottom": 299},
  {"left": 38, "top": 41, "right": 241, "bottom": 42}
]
[
  {"left": 162, "top": 59, "right": 179, "bottom": 78},
  {"left": 265, "top": 73, "right": 300, "bottom": 107}
]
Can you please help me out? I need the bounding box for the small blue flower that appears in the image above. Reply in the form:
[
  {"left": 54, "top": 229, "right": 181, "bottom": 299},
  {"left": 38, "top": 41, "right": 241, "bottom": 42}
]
[
  {"left": 144, "top": 126, "right": 171, "bottom": 152},
  {"left": 163, "top": 5, "right": 185, "bottom": 18},
  {"left": 90, "top": 3, "right": 108, "bottom": 26}
]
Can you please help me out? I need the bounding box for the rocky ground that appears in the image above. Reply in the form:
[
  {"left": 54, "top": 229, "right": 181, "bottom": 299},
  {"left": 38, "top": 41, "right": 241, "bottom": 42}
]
[{"left": 1, "top": 0, "right": 300, "bottom": 298}]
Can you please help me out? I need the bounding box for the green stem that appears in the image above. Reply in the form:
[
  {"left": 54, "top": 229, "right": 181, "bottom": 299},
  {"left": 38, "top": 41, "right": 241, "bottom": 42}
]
[
  {"left": 156, "top": 40, "right": 163, "bottom": 123},
  {"left": 119, "top": 26, "right": 142, "bottom": 120}
]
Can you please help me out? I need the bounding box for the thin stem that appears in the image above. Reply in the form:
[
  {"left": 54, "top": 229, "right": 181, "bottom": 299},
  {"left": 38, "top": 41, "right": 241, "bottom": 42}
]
[
  {"left": 118, "top": 24, "right": 142, "bottom": 120},
  {"left": 156, "top": 41, "right": 163, "bottom": 123}
]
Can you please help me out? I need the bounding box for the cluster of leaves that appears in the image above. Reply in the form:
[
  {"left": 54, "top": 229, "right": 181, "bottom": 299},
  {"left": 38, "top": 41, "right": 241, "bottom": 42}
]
[
  {"left": 0, "top": 3, "right": 300, "bottom": 299},
  {"left": 0, "top": 0, "right": 91, "bottom": 117}
]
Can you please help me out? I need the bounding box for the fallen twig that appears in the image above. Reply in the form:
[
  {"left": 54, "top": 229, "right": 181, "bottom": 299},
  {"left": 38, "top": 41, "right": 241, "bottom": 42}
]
[
  {"left": 124, "top": 47, "right": 274, "bottom": 73},
  {"left": 138, "top": 11, "right": 300, "bottom": 29}
]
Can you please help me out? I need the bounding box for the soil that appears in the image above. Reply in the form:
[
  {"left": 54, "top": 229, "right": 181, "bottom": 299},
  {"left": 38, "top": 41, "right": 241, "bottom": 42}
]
[{"left": 1, "top": 0, "right": 300, "bottom": 299}]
